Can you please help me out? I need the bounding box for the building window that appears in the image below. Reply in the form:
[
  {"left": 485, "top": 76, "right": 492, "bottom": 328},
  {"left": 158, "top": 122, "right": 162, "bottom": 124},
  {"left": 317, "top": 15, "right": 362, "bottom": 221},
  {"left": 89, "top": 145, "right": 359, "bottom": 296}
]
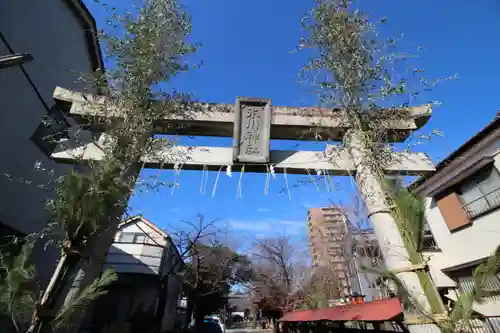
[
  {"left": 420, "top": 223, "right": 439, "bottom": 251},
  {"left": 115, "top": 232, "right": 162, "bottom": 245},
  {"left": 133, "top": 234, "right": 146, "bottom": 243},
  {"left": 117, "top": 233, "right": 135, "bottom": 243},
  {"left": 116, "top": 232, "right": 154, "bottom": 244},
  {"left": 31, "top": 105, "right": 70, "bottom": 156},
  {"left": 459, "top": 165, "right": 500, "bottom": 219}
]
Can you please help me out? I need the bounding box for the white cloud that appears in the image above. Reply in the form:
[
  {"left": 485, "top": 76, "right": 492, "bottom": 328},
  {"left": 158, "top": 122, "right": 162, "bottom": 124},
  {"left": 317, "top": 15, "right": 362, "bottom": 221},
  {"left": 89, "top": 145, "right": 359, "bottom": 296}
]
[
  {"left": 229, "top": 219, "right": 305, "bottom": 235},
  {"left": 301, "top": 202, "right": 318, "bottom": 208},
  {"left": 229, "top": 220, "right": 272, "bottom": 232},
  {"left": 279, "top": 220, "right": 302, "bottom": 226}
]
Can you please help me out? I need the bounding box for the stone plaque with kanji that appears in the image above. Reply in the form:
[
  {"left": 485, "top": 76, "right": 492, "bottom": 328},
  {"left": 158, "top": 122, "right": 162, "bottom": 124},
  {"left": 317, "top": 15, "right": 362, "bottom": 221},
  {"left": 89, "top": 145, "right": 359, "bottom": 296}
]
[{"left": 232, "top": 97, "right": 271, "bottom": 163}]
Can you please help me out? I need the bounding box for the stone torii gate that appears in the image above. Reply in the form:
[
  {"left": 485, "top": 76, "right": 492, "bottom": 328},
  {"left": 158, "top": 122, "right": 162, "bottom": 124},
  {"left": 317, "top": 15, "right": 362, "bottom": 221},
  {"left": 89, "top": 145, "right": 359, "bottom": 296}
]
[
  {"left": 51, "top": 87, "right": 433, "bottom": 175},
  {"left": 50, "top": 87, "right": 440, "bottom": 333}
]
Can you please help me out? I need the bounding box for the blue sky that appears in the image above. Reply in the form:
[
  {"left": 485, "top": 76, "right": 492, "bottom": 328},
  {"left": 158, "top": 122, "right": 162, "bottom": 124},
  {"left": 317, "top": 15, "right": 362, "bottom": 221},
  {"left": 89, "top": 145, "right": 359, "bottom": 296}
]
[{"left": 84, "top": 0, "right": 500, "bottom": 250}]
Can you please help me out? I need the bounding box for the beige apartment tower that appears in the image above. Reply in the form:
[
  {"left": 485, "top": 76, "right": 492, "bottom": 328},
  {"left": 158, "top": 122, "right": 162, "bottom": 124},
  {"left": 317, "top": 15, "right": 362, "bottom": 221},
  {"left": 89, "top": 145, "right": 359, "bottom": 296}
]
[{"left": 307, "top": 207, "right": 351, "bottom": 297}]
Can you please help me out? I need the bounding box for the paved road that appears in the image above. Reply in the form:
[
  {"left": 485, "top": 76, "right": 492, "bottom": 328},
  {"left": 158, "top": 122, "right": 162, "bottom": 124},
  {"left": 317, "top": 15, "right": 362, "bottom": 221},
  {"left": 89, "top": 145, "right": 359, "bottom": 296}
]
[{"left": 226, "top": 328, "right": 271, "bottom": 333}]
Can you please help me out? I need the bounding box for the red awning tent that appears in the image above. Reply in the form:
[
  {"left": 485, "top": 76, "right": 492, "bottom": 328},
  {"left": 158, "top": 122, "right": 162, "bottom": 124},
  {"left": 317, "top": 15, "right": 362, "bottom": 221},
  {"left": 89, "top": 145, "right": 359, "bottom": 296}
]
[{"left": 279, "top": 298, "right": 403, "bottom": 323}]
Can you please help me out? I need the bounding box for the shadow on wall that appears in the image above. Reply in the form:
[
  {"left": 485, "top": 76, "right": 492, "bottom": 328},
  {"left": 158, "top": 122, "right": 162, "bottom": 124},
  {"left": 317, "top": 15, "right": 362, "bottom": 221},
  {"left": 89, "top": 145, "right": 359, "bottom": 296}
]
[
  {"left": 83, "top": 245, "right": 163, "bottom": 332},
  {"left": 97, "top": 304, "right": 158, "bottom": 333},
  {"left": 85, "top": 273, "right": 161, "bottom": 332},
  {"left": 104, "top": 242, "right": 163, "bottom": 275}
]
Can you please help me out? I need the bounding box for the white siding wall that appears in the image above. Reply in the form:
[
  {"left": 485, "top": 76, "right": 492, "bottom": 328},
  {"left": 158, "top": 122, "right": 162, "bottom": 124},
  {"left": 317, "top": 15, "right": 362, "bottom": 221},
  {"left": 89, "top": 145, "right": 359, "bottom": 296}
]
[
  {"left": 423, "top": 149, "right": 500, "bottom": 282},
  {"left": 418, "top": 134, "right": 500, "bottom": 315},
  {"left": 103, "top": 219, "right": 183, "bottom": 330},
  {"left": 104, "top": 220, "right": 167, "bottom": 275}
]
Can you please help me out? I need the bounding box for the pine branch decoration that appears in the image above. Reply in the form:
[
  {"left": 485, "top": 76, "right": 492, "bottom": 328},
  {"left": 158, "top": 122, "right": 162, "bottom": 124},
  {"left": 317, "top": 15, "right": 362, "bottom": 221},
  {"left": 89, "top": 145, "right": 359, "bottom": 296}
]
[{"left": 51, "top": 268, "right": 117, "bottom": 331}]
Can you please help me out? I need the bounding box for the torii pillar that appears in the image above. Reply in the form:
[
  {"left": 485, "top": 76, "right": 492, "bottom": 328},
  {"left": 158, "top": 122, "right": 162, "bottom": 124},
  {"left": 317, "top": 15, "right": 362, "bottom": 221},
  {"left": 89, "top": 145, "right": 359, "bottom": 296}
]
[{"left": 50, "top": 87, "right": 442, "bottom": 333}]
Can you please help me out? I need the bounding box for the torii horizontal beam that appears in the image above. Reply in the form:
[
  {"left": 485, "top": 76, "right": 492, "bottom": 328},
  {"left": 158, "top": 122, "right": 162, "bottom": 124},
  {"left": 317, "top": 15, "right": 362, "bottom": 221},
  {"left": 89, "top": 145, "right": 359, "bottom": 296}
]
[
  {"left": 51, "top": 134, "right": 434, "bottom": 175},
  {"left": 53, "top": 87, "right": 431, "bottom": 142}
]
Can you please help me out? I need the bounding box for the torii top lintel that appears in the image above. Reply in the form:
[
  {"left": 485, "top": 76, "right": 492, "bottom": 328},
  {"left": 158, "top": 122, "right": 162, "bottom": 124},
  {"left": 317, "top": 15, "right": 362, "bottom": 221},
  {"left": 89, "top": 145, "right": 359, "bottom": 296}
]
[{"left": 53, "top": 87, "right": 431, "bottom": 143}]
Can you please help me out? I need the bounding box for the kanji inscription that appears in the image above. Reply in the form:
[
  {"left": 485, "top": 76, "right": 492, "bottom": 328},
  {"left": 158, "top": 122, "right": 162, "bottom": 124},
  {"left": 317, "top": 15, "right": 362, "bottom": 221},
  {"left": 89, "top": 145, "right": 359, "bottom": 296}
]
[{"left": 233, "top": 97, "right": 271, "bottom": 163}]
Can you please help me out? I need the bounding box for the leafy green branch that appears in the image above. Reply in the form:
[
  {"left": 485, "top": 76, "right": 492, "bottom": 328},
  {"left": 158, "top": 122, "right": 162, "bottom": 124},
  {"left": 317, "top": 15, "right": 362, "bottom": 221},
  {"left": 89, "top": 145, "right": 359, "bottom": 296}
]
[{"left": 51, "top": 269, "right": 117, "bottom": 332}]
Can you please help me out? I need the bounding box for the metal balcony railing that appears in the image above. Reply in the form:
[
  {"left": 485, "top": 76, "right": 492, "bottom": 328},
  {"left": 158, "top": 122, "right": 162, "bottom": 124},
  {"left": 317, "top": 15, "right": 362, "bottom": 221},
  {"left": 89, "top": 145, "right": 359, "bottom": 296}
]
[
  {"left": 462, "top": 188, "right": 500, "bottom": 219},
  {"left": 458, "top": 275, "right": 500, "bottom": 302}
]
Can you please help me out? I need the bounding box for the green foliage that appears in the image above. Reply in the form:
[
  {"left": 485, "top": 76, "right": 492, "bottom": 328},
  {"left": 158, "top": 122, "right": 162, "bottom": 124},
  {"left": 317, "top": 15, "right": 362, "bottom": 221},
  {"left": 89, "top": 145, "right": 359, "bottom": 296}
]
[
  {"left": 435, "top": 245, "right": 500, "bottom": 333},
  {"left": 300, "top": 0, "right": 376, "bottom": 108},
  {"left": 374, "top": 182, "right": 500, "bottom": 330},
  {"left": 367, "top": 232, "right": 500, "bottom": 332},
  {"left": 102, "top": 0, "right": 197, "bottom": 89},
  {"left": 48, "top": 159, "right": 127, "bottom": 251},
  {"left": 298, "top": 0, "right": 436, "bottom": 130},
  {"left": 299, "top": 5, "right": 446, "bottom": 318},
  {"left": 385, "top": 178, "right": 426, "bottom": 251},
  {"left": 439, "top": 292, "right": 475, "bottom": 333},
  {"left": 0, "top": 242, "right": 38, "bottom": 332},
  {"left": 474, "top": 245, "right": 500, "bottom": 300},
  {"left": 20, "top": 0, "right": 198, "bottom": 331},
  {"left": 184, "top": 242, "right": 251, "bottom": 321},
  {"left": 0, "top": 241, "right": 118, "bottom": 333},
  {"left": 93, "top": 0, "right": 198, "bottom": 167},
  {"left": 382, "top": 179, "right": 444, "bottom": 314},
  {"left": 48, "top": 0, "right": 199, "bottom": 252},
  {"left": 365, "top": 263, "right": 478, "bottom": 333},
  {"left": 51, "top": 268, "right": 117, "bottom": 331}
]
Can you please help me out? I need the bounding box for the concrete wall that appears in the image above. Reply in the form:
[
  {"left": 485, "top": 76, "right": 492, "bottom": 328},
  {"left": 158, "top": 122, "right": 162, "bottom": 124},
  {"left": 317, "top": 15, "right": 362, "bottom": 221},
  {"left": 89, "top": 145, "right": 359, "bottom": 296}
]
[{"left": 0, "top": 0, "right": 96, "bottom": 284}]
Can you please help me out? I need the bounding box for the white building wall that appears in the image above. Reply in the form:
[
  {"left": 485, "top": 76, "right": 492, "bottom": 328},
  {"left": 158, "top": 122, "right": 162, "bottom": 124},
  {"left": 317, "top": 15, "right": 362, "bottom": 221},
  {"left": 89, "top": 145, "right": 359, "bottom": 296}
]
[
  {"left": 0, "top": 0, "right": 97, "bottom": 285},
  {"left": 417, "top": 133, "right": 500, "bottom": 315},
  {"left": 422, "top": 150, "right": 500, "bottom": 281},
  {"left": 103, "top": 218, "right": 184, "bottom": 331},
  {"left": 104, "top": 220, "right": 167, "bottom": 275},
  {"left": 114, "top": 223, "right": 167, "bottom": 246}
]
